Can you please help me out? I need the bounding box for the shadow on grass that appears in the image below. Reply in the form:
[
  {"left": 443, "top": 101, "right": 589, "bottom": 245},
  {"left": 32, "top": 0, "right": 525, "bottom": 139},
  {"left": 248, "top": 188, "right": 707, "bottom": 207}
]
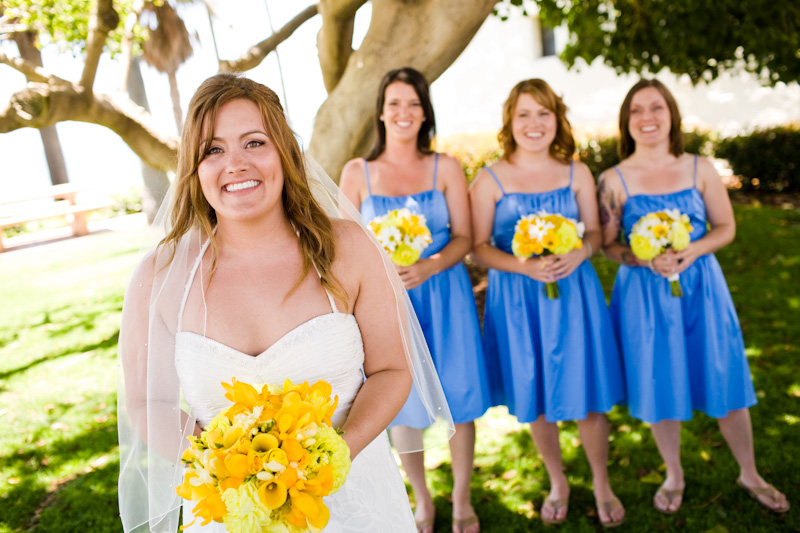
[
  {"left": 0, "top": 329, "right": 119, "bottom": 382},
  {"left": 0, "top": 406, "right": 119, "bottom": 531}
]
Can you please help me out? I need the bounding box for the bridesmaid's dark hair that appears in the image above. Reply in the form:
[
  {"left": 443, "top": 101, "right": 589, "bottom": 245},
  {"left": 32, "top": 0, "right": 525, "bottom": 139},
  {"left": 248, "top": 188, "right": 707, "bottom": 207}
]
[
  {"left": 618, "top": 79, "right": 684, "bottom": 159},
  {"left": 365, "top": 67, "right": 436, "bottom": 160}
]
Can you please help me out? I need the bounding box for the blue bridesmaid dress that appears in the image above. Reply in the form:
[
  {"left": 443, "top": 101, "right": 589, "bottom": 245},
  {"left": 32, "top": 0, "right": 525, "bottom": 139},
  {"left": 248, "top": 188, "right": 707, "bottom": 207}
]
[
  {"left": 360, "top": 154, "right": 491, "bottom": 426},
  {"left": 610, "top": 156, "right": 757, "bottom": 423},
  {"left": 482, "top": 163, "right": 625, "bottom": 423}
]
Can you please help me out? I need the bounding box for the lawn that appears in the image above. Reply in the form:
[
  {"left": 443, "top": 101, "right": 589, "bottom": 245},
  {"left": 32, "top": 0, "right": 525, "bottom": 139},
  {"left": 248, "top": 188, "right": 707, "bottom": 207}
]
[{"left": 0, "top": 204, "right": 798, "bottom": 532}]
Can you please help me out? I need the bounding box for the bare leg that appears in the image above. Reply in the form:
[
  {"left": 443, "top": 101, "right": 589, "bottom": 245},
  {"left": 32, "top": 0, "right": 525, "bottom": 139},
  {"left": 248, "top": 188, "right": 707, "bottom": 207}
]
[
  {"left": 649, "top": 420, "right": 685, "bottom": 513},
  {"left": 718, "top": 408, "right": 789, "bottom": 511},
  {"left": 390, "top": 426, "right": 434, "bottom": 532},
  {"left": 450, "top": 422, "right": 479, "bottom": 533},
  {"left": 577, "top": 413, "right": 625, "bottom": 524},
  {"left": 529, "top": 416, "right": 569, "bottom": 522}
]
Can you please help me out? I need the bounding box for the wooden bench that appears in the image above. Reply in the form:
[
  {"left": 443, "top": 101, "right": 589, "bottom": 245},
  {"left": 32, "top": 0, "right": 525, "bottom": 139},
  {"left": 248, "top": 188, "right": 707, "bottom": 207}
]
[{"left": 0, "top": 183, "right": 116, "bottom": 251}]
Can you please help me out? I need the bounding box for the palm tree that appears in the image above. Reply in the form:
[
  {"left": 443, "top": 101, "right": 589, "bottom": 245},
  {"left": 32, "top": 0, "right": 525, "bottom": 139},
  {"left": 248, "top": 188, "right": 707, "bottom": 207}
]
[{"left": 140, "top": 0, "right": 193, "bottom": 133}]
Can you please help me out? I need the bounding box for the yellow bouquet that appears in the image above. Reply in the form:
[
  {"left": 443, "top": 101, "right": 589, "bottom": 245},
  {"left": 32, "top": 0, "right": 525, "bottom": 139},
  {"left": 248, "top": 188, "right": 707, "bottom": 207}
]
[
  {"left": 629, "top": 209, "right": 693, "bottom": 297},
  {"left": 369, "top": 208, "right": 433, "bottom": 266},
  {"left": 511, "top": 211, "right": 585, "bottom": 299},
  {"left": 176, "top": 378, "right": 351, "bottom": 533}
]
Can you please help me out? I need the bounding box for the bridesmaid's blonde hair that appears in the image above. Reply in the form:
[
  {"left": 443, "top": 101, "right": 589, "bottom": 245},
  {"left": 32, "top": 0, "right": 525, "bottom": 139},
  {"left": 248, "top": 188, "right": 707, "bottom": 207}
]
[{"left": 498, "top": 79, "right": 575, "bottom": 163}]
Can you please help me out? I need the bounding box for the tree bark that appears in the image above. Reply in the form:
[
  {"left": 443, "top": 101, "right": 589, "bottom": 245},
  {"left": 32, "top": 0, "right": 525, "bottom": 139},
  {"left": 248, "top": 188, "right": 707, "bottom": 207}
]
[
  {"left": 0, "top": 83, "right": 178, "bottom": 171},
  {"left": 12, "top": 32, "right": 70, "bottom": 186},
  {"left": 80, "top": 0, "right": 120, "bottom": 91},
  {"left": 316, "top": 0, "right": 367, "bottom": 92},
  {"left": 308, "top": 0, "right": 497, "bottom": 181}
]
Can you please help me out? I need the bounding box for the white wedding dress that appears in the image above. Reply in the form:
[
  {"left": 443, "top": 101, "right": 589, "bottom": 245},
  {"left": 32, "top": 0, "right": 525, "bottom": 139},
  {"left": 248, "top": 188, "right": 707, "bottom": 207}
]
[{"left": 173, "top": 265, "right": 416, "bottom": 532}]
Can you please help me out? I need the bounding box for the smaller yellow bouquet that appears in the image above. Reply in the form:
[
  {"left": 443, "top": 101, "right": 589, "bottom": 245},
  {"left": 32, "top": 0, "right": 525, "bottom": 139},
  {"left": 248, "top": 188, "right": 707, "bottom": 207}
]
[
  {"left": 369, "top": 208, "right": 433, "bottom": 266},
  {"left": 176, "top": 378, "right": 351, "bottom": 533},
  {"left": 629, "top": 209, "right": 693, "bottom": 297},
  {"left": 511, "top": 211, "right": 585, "bottom": 299}
]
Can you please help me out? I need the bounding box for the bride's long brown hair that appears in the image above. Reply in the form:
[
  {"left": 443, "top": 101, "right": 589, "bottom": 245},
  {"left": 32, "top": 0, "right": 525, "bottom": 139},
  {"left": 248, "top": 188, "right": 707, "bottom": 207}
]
[{"left": 161, "top": 73, "right": 347, "bottom": 308}]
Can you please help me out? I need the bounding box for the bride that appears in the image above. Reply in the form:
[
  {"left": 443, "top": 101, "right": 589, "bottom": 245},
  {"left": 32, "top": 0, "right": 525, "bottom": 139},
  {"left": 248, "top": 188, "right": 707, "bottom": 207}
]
[{"left": 117, "top": 73, "right": 451, "bottom": 532}]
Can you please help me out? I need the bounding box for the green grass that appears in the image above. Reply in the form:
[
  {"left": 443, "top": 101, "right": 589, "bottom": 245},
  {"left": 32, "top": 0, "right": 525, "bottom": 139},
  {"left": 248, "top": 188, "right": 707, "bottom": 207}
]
[{"left": 0, "top": 205, "right": 798, "bottom": 532}]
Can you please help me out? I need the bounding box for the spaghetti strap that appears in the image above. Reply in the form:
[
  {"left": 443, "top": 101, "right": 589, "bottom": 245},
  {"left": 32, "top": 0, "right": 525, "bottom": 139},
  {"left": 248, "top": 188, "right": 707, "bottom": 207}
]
[
  {"left": 613, "top": 166, "right": 631, "bottom": 197},
  {"left": 484, "top": 167, "right": 506, "bottom": 195},
  {"left": 568, "top": 160, "right": 574, "bottom": 188},
  {"left": 692, "top": 154, "right": 698, "bottom": 189},
  {"left": 432, "top": 153, "right": 439, "bottom": 191},
  {"left": 312, "top": 263, "right": 339, "bottom": 314},
  {"left": 363, "top": 158, "right": 372, "bottom": 196}
]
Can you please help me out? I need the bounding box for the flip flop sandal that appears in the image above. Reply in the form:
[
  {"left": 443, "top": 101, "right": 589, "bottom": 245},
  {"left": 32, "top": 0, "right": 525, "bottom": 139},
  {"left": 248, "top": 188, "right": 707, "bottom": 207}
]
[
  {"left": 737, "top": 479, "right": 791, "bottom": 514},
  {"left": 596, "top": 497, "right": 625, "bottom": 528},
  {"left": 541, "top": 496, "right": 569, "bottom": 525},
  {"left": 653, "top": 486, "right": 684, "bottom": 515},
  {"left": 415, "top": 517, "right": 434, "bottom": 533},
  {"left": 452, "top": 513, "right": 479, "bottom": 533}
]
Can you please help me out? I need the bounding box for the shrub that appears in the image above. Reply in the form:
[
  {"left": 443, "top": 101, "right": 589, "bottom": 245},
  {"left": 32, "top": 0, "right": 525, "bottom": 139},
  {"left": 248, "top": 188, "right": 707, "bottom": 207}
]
[
  {"left": 715, "top": 125, "right": 800, "bottom": 193},
  {"left": 577, "top": 129, "right": 714, "bottom": 179},
  {"left": 435, "top": 132, "right": 503, "bottom": 184}
]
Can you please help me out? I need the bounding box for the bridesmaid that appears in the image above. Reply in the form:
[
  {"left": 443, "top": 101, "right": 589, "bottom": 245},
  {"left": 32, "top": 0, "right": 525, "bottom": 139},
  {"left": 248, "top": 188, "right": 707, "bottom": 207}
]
[
  {"left": 340, "top": 67, "right": 490, "bottom": 533},
  {"left": 597, "top": 79, "right": 789, "bottom": 515},
  {"left": 470, "top": 79, "right": 626, "bottom": 528}
]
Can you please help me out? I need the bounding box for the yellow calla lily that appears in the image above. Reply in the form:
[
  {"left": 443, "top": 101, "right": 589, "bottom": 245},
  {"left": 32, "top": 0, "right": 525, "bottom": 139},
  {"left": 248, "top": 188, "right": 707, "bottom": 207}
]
[
  {"left": 251, "top": 433, "right": 279, "bottom": 453},
  {"left": 258, "top": 479, "right": 288, "bottom": 509},
  {"left": 222, "top": 424, "right": 245, "bottom": 450}
]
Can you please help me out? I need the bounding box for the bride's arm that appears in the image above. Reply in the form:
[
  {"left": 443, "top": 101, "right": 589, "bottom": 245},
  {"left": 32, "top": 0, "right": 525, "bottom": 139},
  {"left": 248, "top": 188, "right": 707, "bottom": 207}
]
[{"left": 333, "top": 220, "right": 412, "bottom": 459}]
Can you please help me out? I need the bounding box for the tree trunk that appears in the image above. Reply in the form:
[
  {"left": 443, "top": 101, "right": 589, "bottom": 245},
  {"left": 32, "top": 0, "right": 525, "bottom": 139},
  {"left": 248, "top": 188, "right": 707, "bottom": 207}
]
[
  {"left": 308, "top": 0, "right": 497, "bottom": 181},
  {"left": 13, "top": 31, "right": 70, "bottom": 186},
  {"left": 167, "top": 70, "right": 183, "bottom": 134},
  {"left": 127, "top": 57, "right": 170, "bottom": 222}
]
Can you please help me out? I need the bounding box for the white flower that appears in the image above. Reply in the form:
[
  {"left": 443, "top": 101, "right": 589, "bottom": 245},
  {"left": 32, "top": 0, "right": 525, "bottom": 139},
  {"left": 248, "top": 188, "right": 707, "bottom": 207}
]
[{"left": 376, "top": 226, "right": 402, "bottom": 251}]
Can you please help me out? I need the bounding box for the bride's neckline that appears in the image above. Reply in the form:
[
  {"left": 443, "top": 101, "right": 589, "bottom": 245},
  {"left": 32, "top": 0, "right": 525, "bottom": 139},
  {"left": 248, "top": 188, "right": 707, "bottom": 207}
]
[{"left": 177, "top": 312, "right": 356, "bottom": 359}]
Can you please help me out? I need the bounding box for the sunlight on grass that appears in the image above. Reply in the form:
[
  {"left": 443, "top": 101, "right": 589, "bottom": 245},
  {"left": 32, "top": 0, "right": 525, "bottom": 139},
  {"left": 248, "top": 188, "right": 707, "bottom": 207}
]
[{"left": 2, "top": 206, "right": 799, "bottom": 532}]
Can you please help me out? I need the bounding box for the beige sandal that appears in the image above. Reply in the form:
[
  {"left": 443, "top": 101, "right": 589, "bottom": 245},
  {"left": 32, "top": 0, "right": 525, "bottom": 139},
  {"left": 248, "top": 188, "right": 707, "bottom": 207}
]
[
  {"left": 540, "top": 496, "right": 569, "bottom": 525},
  {"left": 415, "top": 516, "right": 434, "bottom": 533},
  {"left": 596, "top": 496, "right": 625, "bottom": 528},
  {"left": 653, "top": 485, "right": 684, "bottom": 515},
  {"left": 736, "top": 478, "right": 790, "bottom": 514},
  {"left": 452, "top": 513, "right": 479, "bottom": 533}
]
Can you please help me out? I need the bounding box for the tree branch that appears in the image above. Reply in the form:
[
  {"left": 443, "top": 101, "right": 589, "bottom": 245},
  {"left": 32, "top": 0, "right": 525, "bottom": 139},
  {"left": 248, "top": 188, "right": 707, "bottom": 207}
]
[
  {"left": 80, "top": 0, "right": 120, "bottom": 90},
  {"left": 0, "top": 52, "right": 69, "bottom": 85},
  {"left": 0, "top": 83, "right": 178, "bottom": 170},
  {"left": 219, "top": 4, "right": 318, "bottom": 73},
  {"left": 317, "top": 0, "right": 367, "bottom": 92}
]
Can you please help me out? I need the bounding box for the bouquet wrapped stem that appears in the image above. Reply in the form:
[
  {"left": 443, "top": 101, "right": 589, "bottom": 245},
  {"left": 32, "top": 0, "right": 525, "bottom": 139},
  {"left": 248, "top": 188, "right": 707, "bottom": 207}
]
[
  {"left": 544, "top": 281, "right": 559, "bottom": 300},
  {"left": 668, "top": 274, "right": 683, "bottom": 297}
]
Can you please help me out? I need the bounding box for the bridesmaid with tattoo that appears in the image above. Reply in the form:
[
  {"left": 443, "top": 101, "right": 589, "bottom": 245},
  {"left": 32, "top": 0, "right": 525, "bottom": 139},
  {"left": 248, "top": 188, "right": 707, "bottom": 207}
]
[
  {"left": 471, "top": 79, "right": 626, "bottom": 528},
  {"left": 597, "top": 79, "right": 790, "bottom": 515}
]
